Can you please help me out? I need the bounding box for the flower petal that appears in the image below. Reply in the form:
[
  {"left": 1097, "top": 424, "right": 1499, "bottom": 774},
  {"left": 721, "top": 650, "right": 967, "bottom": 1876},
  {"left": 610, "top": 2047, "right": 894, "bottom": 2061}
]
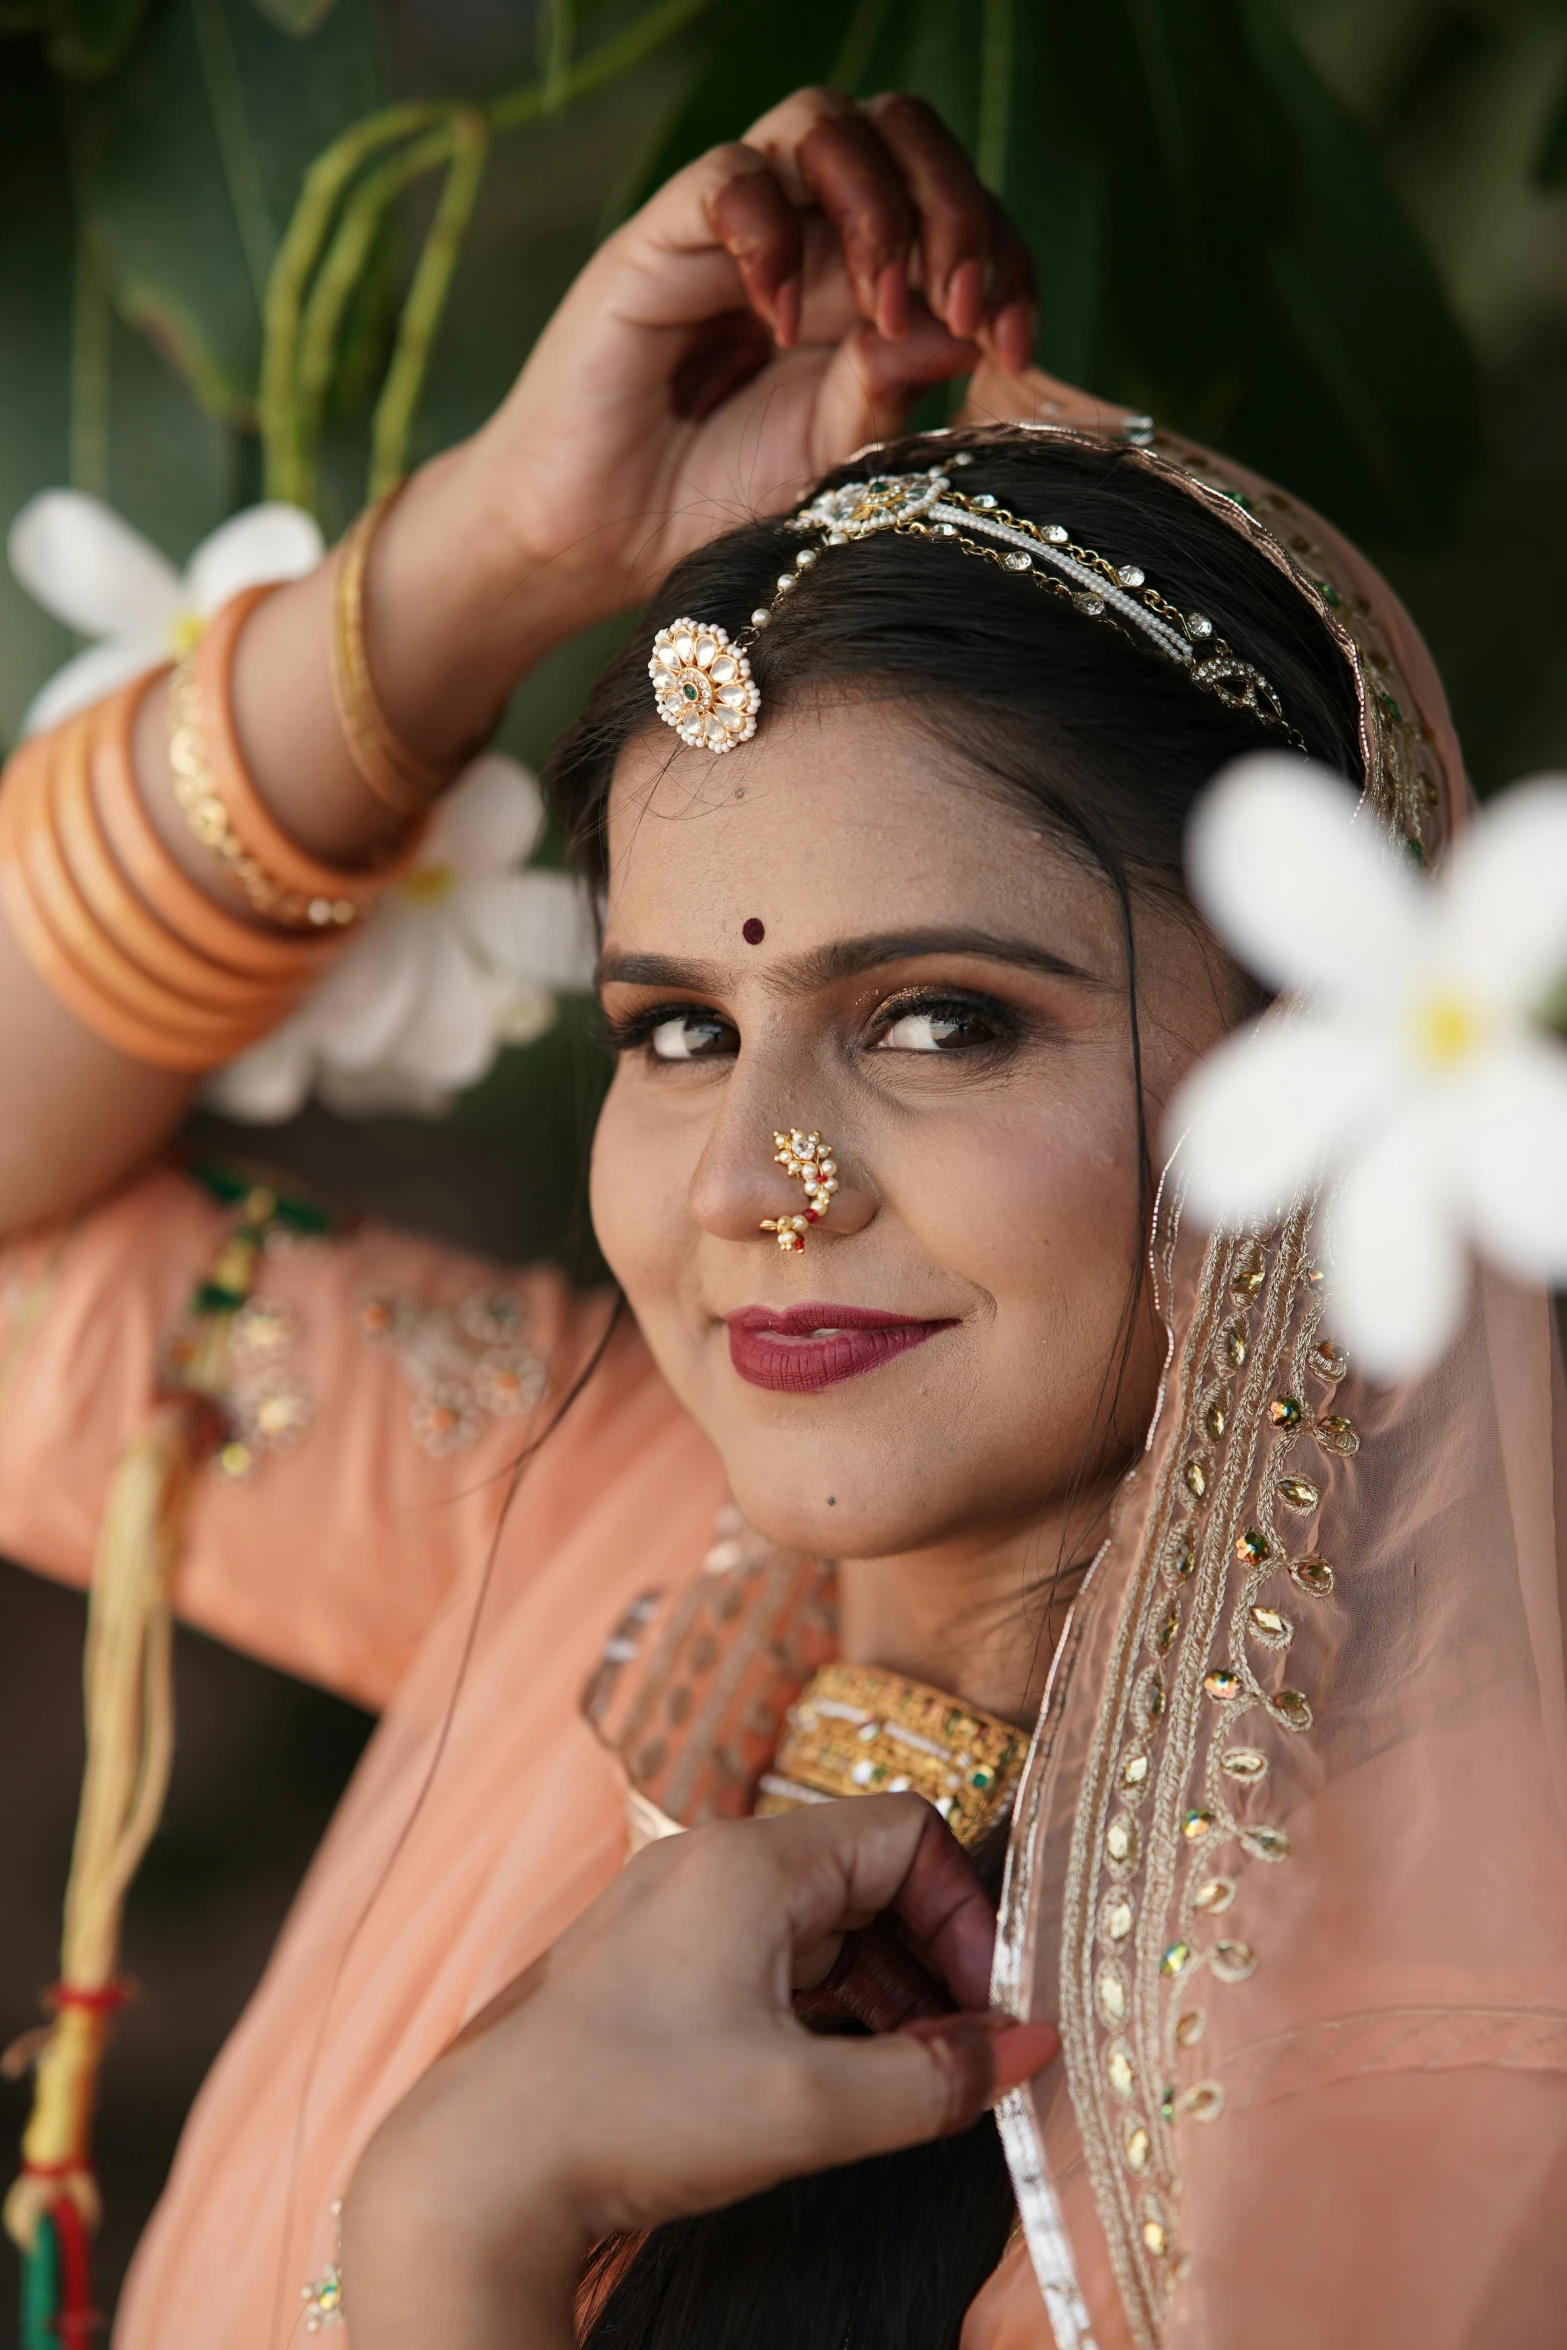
[
  {"left": 186, "top": 503, "right": 325, "bottom": 615},
  {"left": 1323, "top": 1113, "right": 1469, "bottom": 1381},
  {"left": 310, "top": 907, "right": 431, "bottom": 1069},
  {"left": 8, "top": 491, "right": 182, "bottom": 638},
  {"left": 1187, "top": 753, "right": 1422, "bottom": 1004},
  {"left": 316, "top": 1064, "right": 455, "bottom": 1120},
  {"left": 422, "top": 754, "right": 544, "bottom": 879},
  {"left": 455, "top": 868, "right": 596, "bottom": 988},
  {"left": 1458, "top": 1036, "right": 1567, "bottom": 1284},
  {"left": 20, "top": 635, "right": 168, "bottom": 736},
  {"left": 1440, "top": 778, "right": 1567, "bottom": 1014},
  {"left": 1169, "top": 1010, "right": 1393, "bottom": 1228},
  {"left": 203, "top": 1019, "right": 318, "bottom": 1123},
  {"left": 381, "top": 924, "right": 495, "bottom": 1088}
]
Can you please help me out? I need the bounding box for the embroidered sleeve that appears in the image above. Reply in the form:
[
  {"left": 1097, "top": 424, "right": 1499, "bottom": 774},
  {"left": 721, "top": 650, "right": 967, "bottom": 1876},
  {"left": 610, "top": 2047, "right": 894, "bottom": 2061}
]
[{"left": 0, "top": 1163, "right": 593, "bottom": 1709}]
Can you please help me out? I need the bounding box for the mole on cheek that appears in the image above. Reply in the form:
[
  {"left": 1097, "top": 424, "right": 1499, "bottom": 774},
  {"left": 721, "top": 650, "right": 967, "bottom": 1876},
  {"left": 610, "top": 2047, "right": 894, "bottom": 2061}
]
[{"left": 741, "top": 917, "right": 766, "bottom": 945}]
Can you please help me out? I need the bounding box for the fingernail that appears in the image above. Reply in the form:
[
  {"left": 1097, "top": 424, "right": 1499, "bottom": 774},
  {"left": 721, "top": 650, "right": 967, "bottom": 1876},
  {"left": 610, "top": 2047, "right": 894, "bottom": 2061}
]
[
  {"left": 875, "top": 259, "right": 910, "bottom": 341},
  {"left": 770, "top": 274, "right": 801, "bottom": 349},
  {"left": 991, "top": 2021, "right": 1059, "bottom": 2094},
  {"left": 945, "top": 257, "right": 984, "bottom": 340},
  {"left": 994, "top": 299, "right": 1034, "bottom": 375}
]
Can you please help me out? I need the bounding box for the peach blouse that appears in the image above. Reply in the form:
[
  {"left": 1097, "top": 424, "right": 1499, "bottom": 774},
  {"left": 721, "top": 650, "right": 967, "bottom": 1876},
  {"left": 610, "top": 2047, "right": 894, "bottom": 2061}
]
[{"left": 0, "top": 1166, "right": 1050, "bottom": 2349}]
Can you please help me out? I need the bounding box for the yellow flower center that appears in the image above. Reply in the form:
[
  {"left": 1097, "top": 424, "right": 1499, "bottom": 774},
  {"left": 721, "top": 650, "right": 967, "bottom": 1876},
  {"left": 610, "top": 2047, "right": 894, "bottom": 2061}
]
[
  {"left": 168, "top": 609, "right": 204, "bottom": 658},
  {"left": 399, "top": 861, "right": 457, "bottom": 906},
  {"left": 1413, "top": 989, "right": 1481, "bottom": 1068}
]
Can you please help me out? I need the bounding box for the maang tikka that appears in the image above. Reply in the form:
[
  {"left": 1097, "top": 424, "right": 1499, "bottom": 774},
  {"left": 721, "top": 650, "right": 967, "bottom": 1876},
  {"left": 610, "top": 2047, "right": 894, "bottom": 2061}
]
[
  {"left": 760, "top": 1129, "right": 838, "bottom": 1253},
  {"left": 648, "top": 447, "right": 1301, "bottom": 755}
]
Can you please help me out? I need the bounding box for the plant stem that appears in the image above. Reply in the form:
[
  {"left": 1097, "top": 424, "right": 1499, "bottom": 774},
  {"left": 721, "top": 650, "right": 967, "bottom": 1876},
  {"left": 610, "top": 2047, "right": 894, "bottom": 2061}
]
[
  {"left": 369, "top": 110, "right": 489, "bottom": 498},
  {"left": 263, "top": 0, "right": 717, "bottom": 512},
  {"left": 539, "top": 0, "right": 574, "bottom": 111},
  {"left": 261, "top": 102, "right": 448, "bottom": 502},
  {"left": 293, "top": 122, "right": 457, "bottom": 512},
  {"left": 488, "top": 0, "right": 713, "bottom": 131}
]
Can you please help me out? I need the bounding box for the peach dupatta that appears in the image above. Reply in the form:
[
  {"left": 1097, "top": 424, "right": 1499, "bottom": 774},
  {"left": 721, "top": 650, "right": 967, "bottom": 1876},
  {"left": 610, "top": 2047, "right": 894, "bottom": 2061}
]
[{"left": 963, "top": 369, "right": 1567, "bottom": 2347}]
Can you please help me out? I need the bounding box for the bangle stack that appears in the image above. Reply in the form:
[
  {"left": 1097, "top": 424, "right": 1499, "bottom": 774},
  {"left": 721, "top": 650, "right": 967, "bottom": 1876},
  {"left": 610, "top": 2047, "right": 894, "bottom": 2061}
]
[{"left": 0, "top": 522, "right": 448, "bottom": 1075}]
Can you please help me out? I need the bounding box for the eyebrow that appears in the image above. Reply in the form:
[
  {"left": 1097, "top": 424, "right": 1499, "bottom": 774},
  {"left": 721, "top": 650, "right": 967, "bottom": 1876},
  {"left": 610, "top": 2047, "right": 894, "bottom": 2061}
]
[{"left": 594, "top": 927, "right": 1103, "bottom": 996}]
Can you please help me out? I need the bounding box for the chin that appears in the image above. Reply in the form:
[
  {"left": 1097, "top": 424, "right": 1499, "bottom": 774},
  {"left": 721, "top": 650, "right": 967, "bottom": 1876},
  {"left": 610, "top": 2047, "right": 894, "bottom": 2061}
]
[{"left": 719, "top": 1443, "right": 970, "bottom": 1561}]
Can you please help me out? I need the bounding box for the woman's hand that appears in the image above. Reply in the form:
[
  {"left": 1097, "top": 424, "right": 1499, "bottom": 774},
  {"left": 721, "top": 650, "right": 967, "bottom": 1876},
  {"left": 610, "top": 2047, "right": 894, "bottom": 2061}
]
[
  {"left": 342, "top": 1796, "right": 1058, "bottom": 2350},
  {"left": 463, "top": 86, "right": 1035, "bottom": 636}
]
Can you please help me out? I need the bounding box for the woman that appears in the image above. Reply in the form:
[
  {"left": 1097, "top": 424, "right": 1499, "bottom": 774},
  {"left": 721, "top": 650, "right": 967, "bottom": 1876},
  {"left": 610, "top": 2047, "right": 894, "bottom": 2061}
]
[{"left": 0, "top": 83, "right": 1562, "bottom": 2350}]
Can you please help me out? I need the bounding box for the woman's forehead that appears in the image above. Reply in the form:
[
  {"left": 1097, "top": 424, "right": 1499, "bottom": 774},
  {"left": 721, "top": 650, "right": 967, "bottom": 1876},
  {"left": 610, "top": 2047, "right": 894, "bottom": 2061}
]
[{"left": 602, "top": 702, "right": 1124, "bottom": 965}]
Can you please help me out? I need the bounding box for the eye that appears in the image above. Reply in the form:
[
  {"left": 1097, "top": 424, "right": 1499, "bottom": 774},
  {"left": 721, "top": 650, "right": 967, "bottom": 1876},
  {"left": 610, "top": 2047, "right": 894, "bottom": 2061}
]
[
  {"left": 647, "top": 1010, "right": 734, "bottom": 1061},
  {"left": 873, "top": 996, "right": 1013, "bottom": 1053}
]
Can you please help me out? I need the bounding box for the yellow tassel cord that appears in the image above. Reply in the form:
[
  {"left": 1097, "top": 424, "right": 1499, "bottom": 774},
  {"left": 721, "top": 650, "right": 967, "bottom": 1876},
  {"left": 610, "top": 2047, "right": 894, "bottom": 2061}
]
[
  {"left": 3, "top": 1173, "right": 331, "bottom": 2289},
  {"left": 3, "top": 1362, "right": 223, "bottom": 2253}
]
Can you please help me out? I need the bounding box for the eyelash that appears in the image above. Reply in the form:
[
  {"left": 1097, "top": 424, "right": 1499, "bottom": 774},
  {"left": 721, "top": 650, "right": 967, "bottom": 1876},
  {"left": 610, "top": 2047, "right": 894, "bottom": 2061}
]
[{"left": 602, "top": 988, "right": 1024, "bottom": 1062}]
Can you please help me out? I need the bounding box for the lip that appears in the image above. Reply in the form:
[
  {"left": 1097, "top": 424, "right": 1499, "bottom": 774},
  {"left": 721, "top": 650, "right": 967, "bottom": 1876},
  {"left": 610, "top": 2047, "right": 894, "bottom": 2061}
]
[{"left": 724, "top": 1302, "right": 957, "bottom": 1394}]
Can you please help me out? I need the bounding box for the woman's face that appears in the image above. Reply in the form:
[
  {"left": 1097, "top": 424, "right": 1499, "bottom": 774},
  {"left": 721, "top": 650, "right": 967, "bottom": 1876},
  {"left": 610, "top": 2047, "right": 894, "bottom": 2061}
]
[{"left": 591, "top": 697, "right": 1235, "bottom": 1566}]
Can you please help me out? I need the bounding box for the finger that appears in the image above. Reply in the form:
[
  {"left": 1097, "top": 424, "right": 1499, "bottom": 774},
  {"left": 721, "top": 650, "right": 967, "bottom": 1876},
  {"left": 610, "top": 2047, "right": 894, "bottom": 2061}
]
[
  {"left": 805, "top": 312, "right": 977, "bottom": 470},
  {"left": 705, "top": 153, "right": 805, "bottom": 347},
  {"left": 793, "top": 1920, "right": 948, "bottom": 2031},
  {"left": 765, "top": 2007, "right": 1039, "bottom": 2181},
  {"left": 889, "top": 1808, "right": 998, "bottom": 2013},
  {"left": 860, "top": 94, "right": 996, "bottom": 338},
  {"left": 979, "top": 195, "right": 1037, "bottom": 375},
  {"left": 742, "top": 89, "right": 917, "bottom": 340}
]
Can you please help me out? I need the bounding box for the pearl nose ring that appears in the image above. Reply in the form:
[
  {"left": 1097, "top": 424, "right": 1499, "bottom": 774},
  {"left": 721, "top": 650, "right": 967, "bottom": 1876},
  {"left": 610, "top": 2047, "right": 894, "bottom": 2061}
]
[{"left": 760, "top": 1129, "right": 839, "bottom": 1253}]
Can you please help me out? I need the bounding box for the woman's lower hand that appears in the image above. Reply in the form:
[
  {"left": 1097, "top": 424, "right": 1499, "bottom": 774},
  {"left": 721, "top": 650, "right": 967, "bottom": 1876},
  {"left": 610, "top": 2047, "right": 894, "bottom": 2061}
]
[
  {"left": 342, "top": 1794, "right": 1058, "bottom": 2349},
  {"left": 461, "top": 86, "right": 1036, "bottom": 640}
]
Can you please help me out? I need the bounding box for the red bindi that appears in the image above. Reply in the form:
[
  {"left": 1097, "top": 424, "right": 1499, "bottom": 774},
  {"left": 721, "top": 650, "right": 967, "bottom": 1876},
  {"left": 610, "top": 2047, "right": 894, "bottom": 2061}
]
[{"left": 741, "top": 917, "right": 765, "bottom": 945}]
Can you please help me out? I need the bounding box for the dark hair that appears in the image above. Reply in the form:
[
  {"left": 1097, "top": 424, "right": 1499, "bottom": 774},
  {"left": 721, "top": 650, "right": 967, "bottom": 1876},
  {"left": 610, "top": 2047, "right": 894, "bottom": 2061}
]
[{"left": 551, "top": 428, "right": 1363, "bottom": 2350}]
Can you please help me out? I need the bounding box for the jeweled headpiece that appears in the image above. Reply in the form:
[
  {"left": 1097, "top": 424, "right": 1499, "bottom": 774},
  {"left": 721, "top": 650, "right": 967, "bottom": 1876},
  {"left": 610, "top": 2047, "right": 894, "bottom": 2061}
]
[{"left": 648, "top": 448, "right": 1303, "bottom": 754}]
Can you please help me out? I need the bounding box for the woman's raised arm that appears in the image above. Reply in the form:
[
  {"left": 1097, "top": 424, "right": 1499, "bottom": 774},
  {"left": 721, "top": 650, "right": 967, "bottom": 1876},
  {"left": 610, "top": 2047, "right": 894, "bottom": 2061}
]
[{"left": 0, "top": 90, "right": 1030, "bottom": 1237}]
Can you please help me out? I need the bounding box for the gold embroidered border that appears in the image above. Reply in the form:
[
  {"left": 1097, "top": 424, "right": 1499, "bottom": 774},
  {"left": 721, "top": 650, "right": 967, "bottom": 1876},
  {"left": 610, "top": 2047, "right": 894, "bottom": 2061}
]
[{"left": 1057, "top": 1201, "right": 1356, "bottom": 2341}]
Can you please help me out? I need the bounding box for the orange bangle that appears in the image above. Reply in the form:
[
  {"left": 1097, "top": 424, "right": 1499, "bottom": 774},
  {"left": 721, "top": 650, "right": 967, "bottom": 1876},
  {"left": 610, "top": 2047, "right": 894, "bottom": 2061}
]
[
  {"left": 16, "top": 719, "right": 276, "bottom": 1050},
  {"left": 0, "top": 733, "right": 241, "bottom": 1074},
  {"left": 54, "top": 700, "right": 291, "bottom": 1017},
  {"left": 193, "top": 584, "right": 426, "bottom": 915},
  {"left": 92, "top": 676, "right": 329, "bottom": 984},
  {"left": 331, "top": 491, "right": 456, "bottom": 817}
]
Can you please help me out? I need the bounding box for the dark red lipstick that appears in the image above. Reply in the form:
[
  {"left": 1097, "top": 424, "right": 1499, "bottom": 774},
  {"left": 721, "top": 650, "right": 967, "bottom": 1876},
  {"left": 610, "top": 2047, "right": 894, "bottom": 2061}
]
[{"left": 725, "top": 1303, "right": 956, "bottom": 1394}]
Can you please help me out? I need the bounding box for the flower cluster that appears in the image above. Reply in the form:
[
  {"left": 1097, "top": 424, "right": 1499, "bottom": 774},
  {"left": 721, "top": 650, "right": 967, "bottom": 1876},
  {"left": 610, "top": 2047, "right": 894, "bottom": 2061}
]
[
  {"left": 1173, "top": 755, "right": 1567, "bottom": 1378},
  {"left": 9, "top": 492, "right": 596, "bottom": 1118}
]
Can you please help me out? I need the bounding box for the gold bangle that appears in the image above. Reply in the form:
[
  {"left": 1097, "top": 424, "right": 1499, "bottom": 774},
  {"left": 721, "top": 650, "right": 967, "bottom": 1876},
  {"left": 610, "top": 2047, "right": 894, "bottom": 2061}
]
[
  {"left": 170, "top": 590, "right": 377, "bottom": 933},
  {"left": 331, "top": 491, "right": 455, "bottom": 817}
]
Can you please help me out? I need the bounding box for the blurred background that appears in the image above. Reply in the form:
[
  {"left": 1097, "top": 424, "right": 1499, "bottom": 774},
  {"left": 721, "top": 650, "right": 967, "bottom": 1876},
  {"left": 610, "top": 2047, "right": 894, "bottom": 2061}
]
[{"left": 3, "top": 0, "right": 1567, "bottom": 2335}]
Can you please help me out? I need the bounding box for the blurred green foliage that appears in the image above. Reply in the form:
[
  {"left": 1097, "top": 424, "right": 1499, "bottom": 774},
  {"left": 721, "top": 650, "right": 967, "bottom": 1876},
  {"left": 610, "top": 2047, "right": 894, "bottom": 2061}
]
[{"left": 4, "top": 0, "right": 1567, "bottom": 1252}]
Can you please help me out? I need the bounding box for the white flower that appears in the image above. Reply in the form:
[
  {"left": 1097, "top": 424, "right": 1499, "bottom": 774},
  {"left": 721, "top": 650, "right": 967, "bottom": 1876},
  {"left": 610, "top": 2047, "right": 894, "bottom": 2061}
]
[
  {"left": 206, "top": 753, "right": 597, "bottom": 1124},
  {"left": 1172, "top": 754, "right": 1567, "bottom": 1380},
  {"left": 8, "top": 491, "right": 323, "bottom": 734}
]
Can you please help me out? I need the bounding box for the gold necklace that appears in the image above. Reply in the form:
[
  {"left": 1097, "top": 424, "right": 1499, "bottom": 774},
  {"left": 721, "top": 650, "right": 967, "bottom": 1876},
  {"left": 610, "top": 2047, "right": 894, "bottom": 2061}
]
[{"left": 755, "top": 1660, "right": 1026, "bottom": 1848}]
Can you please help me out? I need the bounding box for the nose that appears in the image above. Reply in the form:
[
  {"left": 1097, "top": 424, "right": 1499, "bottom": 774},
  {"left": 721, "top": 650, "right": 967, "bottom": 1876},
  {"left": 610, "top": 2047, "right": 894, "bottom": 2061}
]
[{"left": 688, "top": 1099, "right": 876, "bottom": 1252}]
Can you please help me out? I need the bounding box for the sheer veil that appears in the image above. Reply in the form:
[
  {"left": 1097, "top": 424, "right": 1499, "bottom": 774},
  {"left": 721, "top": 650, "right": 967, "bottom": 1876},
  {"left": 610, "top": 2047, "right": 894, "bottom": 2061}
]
[{"left": 962, "top": 366, "right": 1567, "bottom": 2347}]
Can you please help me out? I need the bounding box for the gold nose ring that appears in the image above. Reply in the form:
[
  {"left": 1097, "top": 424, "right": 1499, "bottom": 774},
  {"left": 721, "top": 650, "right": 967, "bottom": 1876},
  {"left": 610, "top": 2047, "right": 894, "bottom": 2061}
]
[{"left": 760, "top": 1129, "right": 839, "bottom": 1253}]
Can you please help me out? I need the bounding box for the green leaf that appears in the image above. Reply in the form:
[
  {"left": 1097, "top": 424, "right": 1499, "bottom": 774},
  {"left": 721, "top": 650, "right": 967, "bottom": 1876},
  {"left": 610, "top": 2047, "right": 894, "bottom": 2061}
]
[
  {"left": 68, "top": 0, "right": 384, "bottom": 422},
  {"left": 46, "top": 0, "right": 150, "bottom": 77},
  {"left": 245, "top": 0, "right": 338, "bottom": 35}
]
